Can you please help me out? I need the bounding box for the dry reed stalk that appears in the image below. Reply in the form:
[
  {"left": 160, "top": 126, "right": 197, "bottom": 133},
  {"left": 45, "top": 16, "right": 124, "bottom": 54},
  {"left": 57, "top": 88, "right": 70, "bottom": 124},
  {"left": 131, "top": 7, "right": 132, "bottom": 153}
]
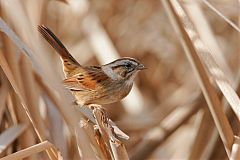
[
  {"left": 110, "top": 140, "right": 129, "bottom": 160},
  {"left": 130, "top": 99, "right": 202, "bottom": 160},
  {"left": 189, "top": 71, "right": 240, "bottom": 158},
  {"left": 230, "top": 3, "right": 240, "bottom": 159},
  {"left": 206, "top": 78, "right": 240, "bottom": 158},
  {"left": 1, "top": 34, "right": 37, "bottom": 160},
  {"left": 0, "top": 0, "right": 237, "bottom": 159},
  {"left": 0, "top": 141, "right": 61, "bottom": 160},
  {"left": 0, "top": 11, "right": 81, "bottom": 136},
  {"left": 0, "top": 73, "right": 9, "bottom": 123},
  {"left": 44, "top": 96, "right": 69, "bottom": 160},
  {"left": 162, "top": 0, "right": 234, "bottom": 157},
  {"left": 93, "top": 105, "right": 129, "bottom": 160},
  {"left": 95, "top": 128, "right": 112, "bottom": 159},
  {"left": 75, "top": 120, "right": 97, "bottom": 159},
  {"left": 6, "top": 91, "right": 18, "bottom": 125},
  {"left": 19, "top": 54, "right": 46, "bottom": 139},
  {"left": 0, "top": 49, "right": 58, "bottom": 160},
  {"left": 231, "top": 136, "right": 240, "bottom": 160},
  {"left": 184, "top": 1, "right": 234, "bottom": 84},
  {"left": 0, "top": 124, "right": 27, "bottom": 154},
  {"left": 93, "top": 107, "right": 114, "bottom": 159},
  {"left": 201, "top": 0, "right": 240, "bottom": 33},
  {"left": 170, "top": 0, "right": 240, "bottom": 121},
  {"left": 78, "top": 119, "right": 106, "bottom": 159},
  {"left": 188, "top": 107, "right": 215, "bottom": 160},
  {"left": 183, "top": 2, "right": 237, "bottom": 159},
  {"left": 34, "top": 72, "right": 82, "bottom": 133}
]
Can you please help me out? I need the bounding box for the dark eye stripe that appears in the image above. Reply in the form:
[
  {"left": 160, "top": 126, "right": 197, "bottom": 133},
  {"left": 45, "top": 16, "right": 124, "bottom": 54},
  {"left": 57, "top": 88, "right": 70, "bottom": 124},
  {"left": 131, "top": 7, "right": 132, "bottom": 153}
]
[{"left": 111, "top": 65, "right": 125, "bottom": 70}]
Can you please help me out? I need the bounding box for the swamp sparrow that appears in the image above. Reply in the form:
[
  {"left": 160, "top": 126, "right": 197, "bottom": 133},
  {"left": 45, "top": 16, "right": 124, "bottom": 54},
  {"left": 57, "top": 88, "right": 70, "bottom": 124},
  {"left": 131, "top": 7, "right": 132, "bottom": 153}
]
[{"left": 38, "top": 25, "right": 146, "bottom": 105}]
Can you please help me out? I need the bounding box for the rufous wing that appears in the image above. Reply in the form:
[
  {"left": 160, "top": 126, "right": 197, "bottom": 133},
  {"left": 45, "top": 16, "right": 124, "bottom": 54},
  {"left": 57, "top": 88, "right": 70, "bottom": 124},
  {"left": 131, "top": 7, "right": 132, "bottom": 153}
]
[{"left": 63, "top": 69, "right": 109, "bottom": 91}]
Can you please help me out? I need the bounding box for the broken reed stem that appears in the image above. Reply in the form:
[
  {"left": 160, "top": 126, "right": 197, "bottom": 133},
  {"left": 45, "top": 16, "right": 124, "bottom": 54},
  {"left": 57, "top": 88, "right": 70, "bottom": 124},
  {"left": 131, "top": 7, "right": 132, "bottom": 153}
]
[
  {"left": 92, "top": 105, "right": 129, "bottom": 160},
  {"left": 161, "top": 0, "right": 234, "bottom": 157},
  {"left": 93, "top": 107, "right": 114, "bottom": 159},
  {"left": 78, "top": 120, "right": 106, "bottom": 159}
]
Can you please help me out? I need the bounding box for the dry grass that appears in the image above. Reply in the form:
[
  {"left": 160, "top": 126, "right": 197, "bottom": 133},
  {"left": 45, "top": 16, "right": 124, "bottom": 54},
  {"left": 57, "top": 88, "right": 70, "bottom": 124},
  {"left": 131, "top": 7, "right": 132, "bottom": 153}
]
[{"left": 0, "top": 0, "right": 239, "bottom": 159}]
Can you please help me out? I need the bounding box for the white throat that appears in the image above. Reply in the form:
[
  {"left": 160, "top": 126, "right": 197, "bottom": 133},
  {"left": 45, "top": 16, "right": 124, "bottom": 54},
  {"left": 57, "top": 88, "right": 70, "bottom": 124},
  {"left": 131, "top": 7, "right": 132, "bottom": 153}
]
[{"left": 125, "top": 71, "right": 138, "bottom": 86}]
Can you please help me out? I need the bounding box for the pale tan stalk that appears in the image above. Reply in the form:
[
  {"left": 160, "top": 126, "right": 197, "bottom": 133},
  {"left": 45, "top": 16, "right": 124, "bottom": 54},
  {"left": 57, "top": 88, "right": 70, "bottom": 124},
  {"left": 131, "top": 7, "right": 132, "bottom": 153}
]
[{"left": 161, "top": 0, "right": 234, "bottom": 157}]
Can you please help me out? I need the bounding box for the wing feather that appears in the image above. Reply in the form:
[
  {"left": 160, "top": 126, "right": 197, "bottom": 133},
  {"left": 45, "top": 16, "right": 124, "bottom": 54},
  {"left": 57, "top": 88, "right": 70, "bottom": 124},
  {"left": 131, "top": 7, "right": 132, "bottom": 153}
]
[{"left": 63, "top": 67, "right": 109, "bottom": 91}]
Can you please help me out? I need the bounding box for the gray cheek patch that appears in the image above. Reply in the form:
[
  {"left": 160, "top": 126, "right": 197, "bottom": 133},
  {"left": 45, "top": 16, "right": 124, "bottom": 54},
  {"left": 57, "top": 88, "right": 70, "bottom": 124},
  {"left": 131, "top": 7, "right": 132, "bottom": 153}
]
[{"left": 102, "top": 66, "right": 118, "bottom": 81}]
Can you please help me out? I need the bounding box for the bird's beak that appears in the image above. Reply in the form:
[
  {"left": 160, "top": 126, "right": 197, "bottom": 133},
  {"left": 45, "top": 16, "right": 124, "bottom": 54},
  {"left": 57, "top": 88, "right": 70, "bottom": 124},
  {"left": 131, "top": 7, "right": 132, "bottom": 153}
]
[{"left": 137, "top": 64, "right": 147, "bottom": 70}]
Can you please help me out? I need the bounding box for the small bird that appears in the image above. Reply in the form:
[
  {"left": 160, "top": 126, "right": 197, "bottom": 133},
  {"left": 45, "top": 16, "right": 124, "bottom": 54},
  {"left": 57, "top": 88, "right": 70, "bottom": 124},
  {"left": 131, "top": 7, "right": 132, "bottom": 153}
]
[{"left": 38, "top": 25, "right": 146, "bottom": 105}]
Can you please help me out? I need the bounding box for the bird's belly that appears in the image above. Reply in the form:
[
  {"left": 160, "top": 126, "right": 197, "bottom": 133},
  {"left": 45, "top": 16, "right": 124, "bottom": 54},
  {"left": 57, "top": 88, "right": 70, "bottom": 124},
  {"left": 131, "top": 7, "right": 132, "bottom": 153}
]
[{"left": 72, "top": 83, "right": 133, "bottom": 105}]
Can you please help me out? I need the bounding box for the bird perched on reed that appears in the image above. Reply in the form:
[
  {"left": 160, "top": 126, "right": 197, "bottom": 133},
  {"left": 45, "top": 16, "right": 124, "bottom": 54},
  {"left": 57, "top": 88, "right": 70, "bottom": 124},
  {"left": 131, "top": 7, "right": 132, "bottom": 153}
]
[{"left": 38, "top": 25, "right": 146, "bottom": 106}]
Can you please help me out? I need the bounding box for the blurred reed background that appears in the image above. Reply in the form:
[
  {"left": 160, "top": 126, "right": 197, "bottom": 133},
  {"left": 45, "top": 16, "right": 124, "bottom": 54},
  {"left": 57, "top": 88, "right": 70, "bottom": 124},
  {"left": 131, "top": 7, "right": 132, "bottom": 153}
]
[{"left": 0, "top": 0, "right": 239, "bottom": 159}]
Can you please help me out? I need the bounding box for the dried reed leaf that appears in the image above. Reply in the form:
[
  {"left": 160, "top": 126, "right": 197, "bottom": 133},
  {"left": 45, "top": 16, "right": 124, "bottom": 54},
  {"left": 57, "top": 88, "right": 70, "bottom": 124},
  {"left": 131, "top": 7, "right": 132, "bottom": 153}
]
[
  {"left": 162, "top": 0, "right": 234, "bottom": 156},
  {"left": 0, "top": 124, "right": 27, "bottom": 154},
  {"left": 168, "top": 0, "right": 240, "bottom": 120},
  {"left": 184, "top": 1, "right": 234, "bottom": 84},
  {"left": 109, "top": 119, "right": 129, "bottom": 140},
  {"left": 201, "top": 0, "right": 240, "bottom": 33},
  {"left": 0, "top": 18, "right": 38, "bottom": 70}
]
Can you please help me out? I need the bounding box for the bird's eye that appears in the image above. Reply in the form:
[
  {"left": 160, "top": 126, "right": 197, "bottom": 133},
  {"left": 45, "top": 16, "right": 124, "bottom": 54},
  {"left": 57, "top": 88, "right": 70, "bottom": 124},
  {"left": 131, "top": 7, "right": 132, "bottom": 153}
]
[
  {"left": 124, "top": 63, "right": 134, "bottom": 72},
  {"left": 125, "top": 63, "right": 131, "bottom": 69}
]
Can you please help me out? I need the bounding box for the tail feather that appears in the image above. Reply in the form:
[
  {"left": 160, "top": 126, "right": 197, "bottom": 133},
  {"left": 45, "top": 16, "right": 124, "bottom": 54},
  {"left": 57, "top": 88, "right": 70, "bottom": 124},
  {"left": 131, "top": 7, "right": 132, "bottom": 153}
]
[{"left": 38, "top": 25, "right": 80, "bottom": 75}]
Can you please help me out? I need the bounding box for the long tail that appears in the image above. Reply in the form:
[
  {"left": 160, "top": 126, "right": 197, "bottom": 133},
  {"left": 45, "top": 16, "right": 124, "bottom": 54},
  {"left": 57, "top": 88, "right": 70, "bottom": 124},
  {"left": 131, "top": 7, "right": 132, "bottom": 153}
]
[{"left": 38, "top": 25, "right": 80, "bottom": 75}]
